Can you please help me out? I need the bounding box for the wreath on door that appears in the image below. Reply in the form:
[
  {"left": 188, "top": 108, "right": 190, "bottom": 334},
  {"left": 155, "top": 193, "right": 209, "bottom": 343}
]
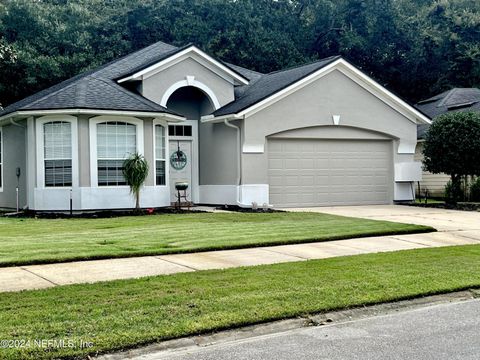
[{"left": 170, "top": 149, "right": 187, "bottom": 170}]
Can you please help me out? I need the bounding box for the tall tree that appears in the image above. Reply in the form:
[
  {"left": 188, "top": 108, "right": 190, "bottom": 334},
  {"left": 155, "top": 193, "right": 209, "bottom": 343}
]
[{"left": 0, "top": 0, "right": 479, "bottom": 106}]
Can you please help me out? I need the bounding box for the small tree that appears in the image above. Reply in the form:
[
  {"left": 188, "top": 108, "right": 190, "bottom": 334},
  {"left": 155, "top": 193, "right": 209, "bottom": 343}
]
[
  {"left": 123, "top": 153, "right": 149, "bottom": 211},
  {"left": 423, "top": 111, "right": 480, "bottom": 204}
]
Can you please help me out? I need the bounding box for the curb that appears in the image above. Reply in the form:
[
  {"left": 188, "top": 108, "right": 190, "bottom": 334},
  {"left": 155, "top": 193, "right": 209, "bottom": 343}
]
[{"left": 96, "top": 289, "right": 479, "bottom": 359}]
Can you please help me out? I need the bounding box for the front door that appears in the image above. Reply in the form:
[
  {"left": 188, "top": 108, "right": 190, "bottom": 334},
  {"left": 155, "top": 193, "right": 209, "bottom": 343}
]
[{"left": 169, "top": 140, "right": 193, "bottom": 204}]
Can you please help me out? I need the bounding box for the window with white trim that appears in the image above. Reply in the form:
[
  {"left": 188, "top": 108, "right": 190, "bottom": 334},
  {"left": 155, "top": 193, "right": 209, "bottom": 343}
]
[
  {"left": 0, "top": 127, "right": 3, "bottom": 189},
  {"left": 155, "top": 124, "right": 166, "bottom": 185},
  {"left": 168, "top": 125, "right": 192, "bottom": 137},
  {"left": 43, "top": 121, "right": 72, "bottom": 187},
  {"left": 97, "top": 121, "right": 136, "bottom": 186}
]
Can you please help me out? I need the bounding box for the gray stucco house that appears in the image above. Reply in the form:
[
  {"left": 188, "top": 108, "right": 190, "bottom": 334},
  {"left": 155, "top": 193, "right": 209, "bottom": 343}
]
[
  {"left": 0, "top": 41, "right": 430, "bottom": 211},
  {"left": 415, "top": 88, "right": 480, "bottom": 197}
]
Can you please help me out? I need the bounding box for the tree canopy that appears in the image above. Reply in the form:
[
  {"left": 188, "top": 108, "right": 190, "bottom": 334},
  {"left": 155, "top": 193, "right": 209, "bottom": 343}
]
[
  {"left": 0, "top": 0, "right": 479, "bottom": 107},
  {"left": 423, "top": 111, "right": 480, "bottom": 178},
  {"left": 422, "top": 111, "right": 480, "bottom": 203}
]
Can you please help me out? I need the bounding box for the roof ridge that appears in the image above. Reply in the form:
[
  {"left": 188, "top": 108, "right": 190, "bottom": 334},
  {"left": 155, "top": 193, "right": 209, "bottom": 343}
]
[
  {"left": 94, "top": 77, "right": 167, "bottom": 111},
  {"left": 23, "top": 77, "right": 83, "bottom": 109},
  {"left": 264, "top": 55, "right": 341, "bottom": 76},
  {"left": 438, "top": 88, "right": 457, "bottom": 107},
  {"left": 224, "top": 62, "right": 264, "bottom": 75},
  {"left": 111, "top": 43, "right": 189, "bottom": 80}
]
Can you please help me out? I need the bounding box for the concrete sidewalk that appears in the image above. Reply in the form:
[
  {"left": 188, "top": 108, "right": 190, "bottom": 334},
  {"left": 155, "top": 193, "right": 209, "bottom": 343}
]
[{"left": 2, "top": 205, "right": 479, "bottom": 293}]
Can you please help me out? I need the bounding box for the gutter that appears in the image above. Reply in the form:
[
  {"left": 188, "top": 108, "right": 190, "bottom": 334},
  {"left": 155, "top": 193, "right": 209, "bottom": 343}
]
[
  {"left": 201, "top": 113, "right": 240, "bottom": 123},
  {"left": 0, "top": 109, "right": 185, "bottom": 125}
]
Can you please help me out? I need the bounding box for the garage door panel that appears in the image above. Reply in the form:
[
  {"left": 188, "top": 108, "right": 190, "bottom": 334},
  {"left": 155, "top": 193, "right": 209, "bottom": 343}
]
[
  {"left": 268, "top": 139, "right": 392, "bottom": 207},
  {"left": 268, "top": 158, "right": 283, "bottom": 169}
]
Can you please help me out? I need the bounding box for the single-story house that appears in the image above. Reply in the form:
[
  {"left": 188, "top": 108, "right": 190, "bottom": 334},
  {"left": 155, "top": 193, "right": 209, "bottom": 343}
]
[
  {"left": 0, "top": 41, "right": 430, "bottom": 211},
  {"left": 415, "top": 88, "right": 480, "bottom": 197}
]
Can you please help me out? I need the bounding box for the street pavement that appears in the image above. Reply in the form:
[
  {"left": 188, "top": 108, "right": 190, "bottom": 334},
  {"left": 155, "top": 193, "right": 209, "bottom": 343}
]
[{"left": 158, "top": 299, "right": 480, "bottom": 360}]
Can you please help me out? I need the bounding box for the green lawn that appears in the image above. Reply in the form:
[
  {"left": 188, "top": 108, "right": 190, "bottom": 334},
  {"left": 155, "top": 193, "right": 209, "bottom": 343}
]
[
  {"left": 0, "top": 245, "right": 479, "bottom": 360},
  {"left": 0, "top": 212, "right": 433, "bottom": 267}
]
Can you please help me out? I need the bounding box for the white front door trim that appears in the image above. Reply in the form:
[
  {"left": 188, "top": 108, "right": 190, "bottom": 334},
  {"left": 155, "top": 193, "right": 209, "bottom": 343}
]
[{"left": 168, "top": 119, "right": 200, "bottom": 204}]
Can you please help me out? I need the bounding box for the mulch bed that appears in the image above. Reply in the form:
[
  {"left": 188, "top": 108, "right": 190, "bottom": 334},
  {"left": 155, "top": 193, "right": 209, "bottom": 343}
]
[
  {"left": 215, "top": 205, "right": 282, "bottom": 213},
  {"left": 2, "top": 207, "right": 206, "bottom": 219},
  {"left": 2, "top": 205, "right": 282, "bottom": 219}
]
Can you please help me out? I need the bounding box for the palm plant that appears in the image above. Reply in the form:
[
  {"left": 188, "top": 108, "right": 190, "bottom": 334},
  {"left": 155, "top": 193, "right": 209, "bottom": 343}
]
[{"left": 123, "top": 153, "right": 149, "bottom": 211}]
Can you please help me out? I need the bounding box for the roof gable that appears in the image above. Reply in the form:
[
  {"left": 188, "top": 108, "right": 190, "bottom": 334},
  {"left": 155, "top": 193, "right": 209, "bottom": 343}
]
[
  {"left": 117, "top": 45, "right": 249, "bottom": 86},
  {"left": 210, "top": 57, "right": 430, "bottom": 125}
]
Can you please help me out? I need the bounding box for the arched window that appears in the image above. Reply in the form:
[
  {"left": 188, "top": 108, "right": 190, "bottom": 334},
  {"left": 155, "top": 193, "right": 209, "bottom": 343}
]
[
  {"left": 97, "top": 121, "right": 136, "bottom": 186},
  {"left": 43, "top": 121, "right": 72, "bottom": 187}
]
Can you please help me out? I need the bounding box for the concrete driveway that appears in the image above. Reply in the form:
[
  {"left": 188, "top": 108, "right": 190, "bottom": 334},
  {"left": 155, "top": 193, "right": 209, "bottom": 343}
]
[{"left": 286, "top": 204, "right": 480, "bottom": 241}]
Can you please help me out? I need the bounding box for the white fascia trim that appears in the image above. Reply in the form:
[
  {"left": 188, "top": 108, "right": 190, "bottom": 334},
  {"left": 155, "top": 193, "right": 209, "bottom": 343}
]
[
  {"left": 117, "top": 46, "right": 249, "bottom": 86},
  {"left": 0, "top": 109, "right": 185, "bottom": 124},
  {"left": 89, "top": 115, "right": 145, "bottom": 188},
  {"left": 202, "top": 58, "right": 431, "bottom": 125},
  {"left": 35, "top": 115, "right": 79, "bottom": 189}
]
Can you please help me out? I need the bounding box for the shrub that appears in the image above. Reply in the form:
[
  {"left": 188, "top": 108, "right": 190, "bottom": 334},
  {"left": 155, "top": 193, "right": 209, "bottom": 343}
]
[
  {"left": 444, "top": 180, "right": 464, "bottom": 204},
  {"left": 123, "top": 153, "right": 149, "bottom": 211},
  {"left": 470, "top": 178, "right": 480, "bottom": 202},
  {"left": 423, "top": 112, "right": 480, "bottom": 204}
]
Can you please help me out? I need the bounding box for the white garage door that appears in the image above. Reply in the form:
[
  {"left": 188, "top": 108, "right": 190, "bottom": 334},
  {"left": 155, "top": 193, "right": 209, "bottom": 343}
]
[{"left": 268, "top": 139, "right": 392, "bottom": 207}]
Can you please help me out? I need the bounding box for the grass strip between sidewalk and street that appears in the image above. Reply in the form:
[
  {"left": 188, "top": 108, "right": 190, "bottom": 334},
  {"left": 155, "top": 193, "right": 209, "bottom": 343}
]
[
  {"left": 0, "top": 212, "right": 433, "bottom": 267},
  {"left": 1, "top": 244, "right": 479, "bottom": 359}
]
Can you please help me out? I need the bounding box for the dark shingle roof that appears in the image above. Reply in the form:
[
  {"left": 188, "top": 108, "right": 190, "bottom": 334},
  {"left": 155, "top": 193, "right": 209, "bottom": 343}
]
[
  {"left": 416, "top": 88, "right": 480, "bottom": 139},
  {"left": 0, "top": 41, "right": 183, "bottom": 118},
  {"left": 213, "top": 56, "right": 341, "bottom": 116},
  {"left": 224, "top": 63, "right": 263, "bottom": 82},
  {"left": 0, "top": 40, "right": 259, "bottom": 119}
]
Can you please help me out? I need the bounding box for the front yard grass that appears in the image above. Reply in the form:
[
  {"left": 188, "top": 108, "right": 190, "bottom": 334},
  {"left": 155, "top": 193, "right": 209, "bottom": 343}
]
[
  {"left": 0, "top": 244, "right": 479, "bottom": 360},
  {"left": 0, "top": 212, "right": 433, "bottom": 267}
]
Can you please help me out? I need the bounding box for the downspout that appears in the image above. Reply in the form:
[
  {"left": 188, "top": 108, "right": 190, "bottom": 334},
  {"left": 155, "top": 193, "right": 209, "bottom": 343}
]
[{"left": 224, "top": 119, "right": 249, "bottom": 207}]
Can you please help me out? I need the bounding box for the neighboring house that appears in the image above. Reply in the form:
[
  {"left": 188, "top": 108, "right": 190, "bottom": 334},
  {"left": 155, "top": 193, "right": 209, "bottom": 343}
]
[
  {"left": 415, "top": 88, "right": 480, "bottom": 197},
  {"left": 0, "top": 41, "right": 430, "bottom": 211}
]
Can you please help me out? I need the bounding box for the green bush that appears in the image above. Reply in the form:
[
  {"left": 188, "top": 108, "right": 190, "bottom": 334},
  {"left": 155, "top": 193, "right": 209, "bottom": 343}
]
[
  {"left": 423, "top": 112, "right": 480, "bottom": 186},
  {"left": 444, "top": 180, "right": 464, "bottom": 204},
  {"left": 470, "top": 178, "right": 480, "bottom": 202}
]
